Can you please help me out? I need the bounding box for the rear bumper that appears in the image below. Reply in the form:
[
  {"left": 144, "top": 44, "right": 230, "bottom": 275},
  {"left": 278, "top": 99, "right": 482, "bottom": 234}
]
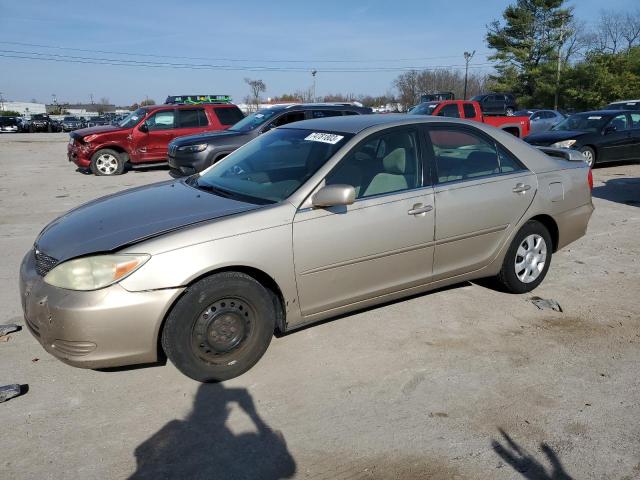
[
  {"left": 556, "top": 202, "right": 594, "bottom": 250},
  {"left": 20, "top": 250, "right": 184, "bottom": 368}
]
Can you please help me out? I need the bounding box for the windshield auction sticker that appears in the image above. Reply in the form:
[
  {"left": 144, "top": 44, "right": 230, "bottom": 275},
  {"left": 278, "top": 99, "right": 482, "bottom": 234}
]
[{"left": 305, "top": 132, "right": 344, "bottom": 144}]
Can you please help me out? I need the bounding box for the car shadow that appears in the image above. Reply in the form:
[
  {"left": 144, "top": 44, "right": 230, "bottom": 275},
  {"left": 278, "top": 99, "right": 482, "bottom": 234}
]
[
  {"left": 128, "top": 383, "right": 296, "bottom": 479},
  {"left": 491, "top": 429, "right": 573, "bottom": 479},
  {"left": 592, "top": 176, "right": 640, "bottom": 207}
]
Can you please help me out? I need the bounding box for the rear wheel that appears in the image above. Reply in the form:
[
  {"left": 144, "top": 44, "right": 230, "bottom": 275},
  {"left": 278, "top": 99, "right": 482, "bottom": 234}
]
[
  {"left": 161, "top": 272, "right": 275, "bottom": 382},
  {"left": 579, "top": 146, "right": 596, "bottom": 167},
  {"left": 90, "top": 149, "right": 125, "bottom": 176},
  {"left": 496, "top": 221, "right": 552, "bottom": 294}
]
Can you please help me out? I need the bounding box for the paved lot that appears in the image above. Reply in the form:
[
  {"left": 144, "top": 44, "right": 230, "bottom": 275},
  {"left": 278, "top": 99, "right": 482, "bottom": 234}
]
[{"left": 1, "top": 133, "right": 639, "bottom": 479}]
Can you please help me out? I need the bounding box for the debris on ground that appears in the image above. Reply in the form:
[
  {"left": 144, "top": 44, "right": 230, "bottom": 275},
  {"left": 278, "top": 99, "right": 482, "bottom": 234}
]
[
  {"left": 0, "top": 384, "right": 24, "bottom": 403},
  {"left": 0, "top": 324, "right": 21, "bottom": 337},
  {"left": 529, "top": 297, "right": 563, "bottom": 312}
]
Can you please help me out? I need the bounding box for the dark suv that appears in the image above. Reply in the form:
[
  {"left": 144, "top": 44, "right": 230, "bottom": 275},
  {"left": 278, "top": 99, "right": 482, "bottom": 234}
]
[
  {"left": 470, "top": 93, "right": 517, "bottom": 116},
  {"left": 29, "top": 114, "right": 54, "bottom": 132},
  {"left": 168, "top": 103, "right": 372, "bottom": 176}
]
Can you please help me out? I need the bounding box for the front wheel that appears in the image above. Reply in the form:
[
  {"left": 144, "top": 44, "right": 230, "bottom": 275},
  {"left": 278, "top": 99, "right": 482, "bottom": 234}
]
[
  {"left": 496, "top": 221, "right": 552, "bottom": 294},
  {"left": 579, "top": 146, "right": 596, "bottom": 167},
  {"left": 161, "top": 272, "right": 276, "bottom": 382},
  {"left": 90, "top": 149, "right": 125, "bottom": 176}
]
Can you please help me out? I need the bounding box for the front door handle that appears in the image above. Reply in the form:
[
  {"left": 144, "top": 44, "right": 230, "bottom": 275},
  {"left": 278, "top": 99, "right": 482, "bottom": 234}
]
[
  {"left": 407, "top": 204, "right": 433, "bottom": 215},
  {"left": 512, "top": 183, "right": 531, "bottom": 194}
]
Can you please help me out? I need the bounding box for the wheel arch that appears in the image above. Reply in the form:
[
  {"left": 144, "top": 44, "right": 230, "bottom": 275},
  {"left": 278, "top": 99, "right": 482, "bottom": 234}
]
[
  {"left": 93, "top": 144, "right": 131, "bottom": 163},
  {"left": 156, "top": 265, "right": 288, "bottom": 360},
  {"left": 526, "top": 214, "right": 559, "bottom": 252}
]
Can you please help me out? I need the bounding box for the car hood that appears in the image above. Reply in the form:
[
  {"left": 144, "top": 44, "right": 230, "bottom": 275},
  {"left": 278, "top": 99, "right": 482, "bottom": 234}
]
[
  {"left": 35, "top": 180, "right": 261, "bottom": 262},
  {"left": 70, "top": 125, "right": 126, "bottom": 137},
  {"left": 525, "top": 130, "right": 588, "bottom": 145},
  {"left": 172, "top": 129, "right": 249, "bottom": 146}
]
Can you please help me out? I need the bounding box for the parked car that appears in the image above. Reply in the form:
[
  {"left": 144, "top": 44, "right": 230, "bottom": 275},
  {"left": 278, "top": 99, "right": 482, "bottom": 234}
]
[
  {"left": 50, "top": 119, "right": 63, "bottom": 133},
  {"left": 0, "top": 116, "right": 19, "bottom": 133},
  {"left": 524, "top": 110, "right": 640, "bottom": 167},
  {"left": 605, "top": 99, "right": 640, "bottom": 111},
  {"left": 67, "top": 98, "right": 244, "bottom": 175},
  {"left": 516, "top": 109, "right": 565, "bottom": 134},
  {"left": 21, "top": 114, "right": 593, "bottom": 382},
  {"left": 87, "top": 116, "right": 109, "bottom": 127},
  {"left": 470, "top": 93, "right": 518, "bottom": 116},
  {"left": 61, "top": 116, "right": 84, "bottom": 132},
  {"left": 408, "top": 100, "right": 530, "bottom": 137},
  {"left": 17, "top": 117, "right": 31, "bottom": 132},
  {"left": 419, "top": 91, "right": 454, "bottom": 103},
  {"left": 167, "top": 103, "right": 372, "bottom": 176},
  {"left": 28, "top": 114, "right": 53, "bottom": 132}
]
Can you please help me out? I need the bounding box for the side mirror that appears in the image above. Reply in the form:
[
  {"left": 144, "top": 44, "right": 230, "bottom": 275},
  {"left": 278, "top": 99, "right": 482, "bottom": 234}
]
[
  {"left": 138, "top": 122, "right": 149, "bottom": 133},
  {"left": 603, "top": 125, "right": 616, "bottom": 135},
  {"left": 312, "top": 184, "right": 356, "bottom": 208}
]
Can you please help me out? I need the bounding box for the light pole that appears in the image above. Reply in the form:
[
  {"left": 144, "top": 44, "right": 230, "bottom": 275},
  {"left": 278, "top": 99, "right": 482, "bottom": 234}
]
[
  {"left": 0, "top": 91, "right": 4, "bottom": 112},
  {"left": 311, "top": 70, "right": 317, "bottom": 102},
  {"left": 463, "top": 51, "right": 475, "bottom": 100}
]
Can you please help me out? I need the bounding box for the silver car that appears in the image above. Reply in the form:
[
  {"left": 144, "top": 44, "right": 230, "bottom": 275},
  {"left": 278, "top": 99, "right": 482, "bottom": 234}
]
[
  {"left": 519, "top": 109, "right": 566, "bottom": 134},
  {"left": 20, "top": 115, "right": 594, "bottom": 382}
]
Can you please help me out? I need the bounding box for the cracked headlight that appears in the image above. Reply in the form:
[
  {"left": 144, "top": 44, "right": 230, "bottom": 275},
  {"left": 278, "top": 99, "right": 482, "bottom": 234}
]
[
  {"left": 44, "top": 254, "right": 150, "bottom": 291},
  {"left": 550, "top": 139, "right": 577, "bottom": 148}
]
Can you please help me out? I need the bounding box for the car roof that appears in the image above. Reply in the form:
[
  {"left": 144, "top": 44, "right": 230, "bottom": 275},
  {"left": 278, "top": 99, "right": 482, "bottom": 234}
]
[
  {"left": 283, "top": 113, "right": 454, "bottom": 134},
  {"left": 607, "top": 99, "right": 640, "bottom": 104},
  {"left": 571, "top": 110, "right": 633, "bottom": 116}
]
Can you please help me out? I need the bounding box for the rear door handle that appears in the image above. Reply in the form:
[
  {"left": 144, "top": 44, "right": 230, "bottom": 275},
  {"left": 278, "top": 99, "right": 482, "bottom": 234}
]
[
  {"left": 512, "top": 183, "right": 531, "bottom": 194},
  {"left": 407, "top": 204, "right": 433, "bottom": 215}
]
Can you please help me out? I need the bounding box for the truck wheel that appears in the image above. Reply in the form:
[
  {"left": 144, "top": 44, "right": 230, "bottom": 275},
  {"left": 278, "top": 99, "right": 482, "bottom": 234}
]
[
  {"left": 496, "top": 220, "right": 552, "bottom": 294},
  {"left": 161, "top": 272, "right": 276, "bottom": 382},
  {"left": 90, "top": 149, "right": 125, "bottom": 176}
]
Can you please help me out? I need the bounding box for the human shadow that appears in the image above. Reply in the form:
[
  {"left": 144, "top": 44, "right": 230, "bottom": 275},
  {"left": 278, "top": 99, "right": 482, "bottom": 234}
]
[
  {"left": 591, "top": 176, "right": 640, "bottom": 207},
  {"left": 491, "top": 429, "right": 573, "bottom": 479},
  {"left": 129, "top": 383, "right": 296, "bottom": 480}
]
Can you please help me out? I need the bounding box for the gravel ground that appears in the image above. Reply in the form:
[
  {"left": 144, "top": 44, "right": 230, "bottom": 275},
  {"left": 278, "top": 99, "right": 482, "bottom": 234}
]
[{"left": 1, "top": 133, "right": 639, "bottom": 480}]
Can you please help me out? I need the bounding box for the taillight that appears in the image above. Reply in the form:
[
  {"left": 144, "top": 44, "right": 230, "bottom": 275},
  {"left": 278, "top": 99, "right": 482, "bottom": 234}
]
[{"left": 587, "top": 168, "right": 593, "bottom": 191}]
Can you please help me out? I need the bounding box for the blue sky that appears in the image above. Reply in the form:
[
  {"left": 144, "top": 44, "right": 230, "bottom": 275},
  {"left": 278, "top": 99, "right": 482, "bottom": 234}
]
[{"left": 0, "top": 0, "right": 636, "bottom": 106}]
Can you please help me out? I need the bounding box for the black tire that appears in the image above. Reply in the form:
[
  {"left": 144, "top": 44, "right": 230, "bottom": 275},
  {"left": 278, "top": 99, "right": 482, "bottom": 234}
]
[
  {"left": 496, "top": 220, "right": 553, "bottom": 294},
  {"left": 161, "top": 272, "right": 275, "bottom": 382},
  {"left": 579, "top": 146, "right": 596, "bottom": 167},
  {"left": 90, "top": 148, "right": 125, "bottom": 176}
]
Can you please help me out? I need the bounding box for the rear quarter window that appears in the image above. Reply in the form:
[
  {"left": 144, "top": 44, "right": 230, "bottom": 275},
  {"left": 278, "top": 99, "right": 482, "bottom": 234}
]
[{"left": 214, "top": 107, "right": 245, "bottom": 126}]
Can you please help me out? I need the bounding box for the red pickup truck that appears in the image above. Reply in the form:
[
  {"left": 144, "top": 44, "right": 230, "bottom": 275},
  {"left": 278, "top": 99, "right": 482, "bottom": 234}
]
[
  {"left": 409, "top": 100, "right": 530, "bottom": 138},
  {"left": 67, "top": 100, "right": 244, "bottom": 176}
]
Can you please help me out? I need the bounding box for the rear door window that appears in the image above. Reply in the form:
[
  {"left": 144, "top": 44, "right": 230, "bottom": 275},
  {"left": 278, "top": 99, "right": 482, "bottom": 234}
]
[
  {"left": 311, "top": 110, "right": 343, "bottom": 118},
  {"left": 428, "top": 127, "right": 500, "bottom": 183},
  {"left": 214, "top": 107, "right": 244, "bottom": 126},
  {"left": 177, "top": 109, "right": 207, "bottom": 128},
  {"left": 462, "top": 103, "right": 476, "bottom": 118}
]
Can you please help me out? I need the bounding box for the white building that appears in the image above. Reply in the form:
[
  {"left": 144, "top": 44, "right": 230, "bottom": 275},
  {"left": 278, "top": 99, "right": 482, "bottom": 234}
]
[{"left": 0, "top": 101, "right": 47, "bottom": 115}]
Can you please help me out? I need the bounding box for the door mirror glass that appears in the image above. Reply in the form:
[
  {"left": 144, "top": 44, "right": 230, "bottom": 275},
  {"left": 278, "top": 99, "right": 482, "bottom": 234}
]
[{"left": 312, "top": 184, "right": 355, "bottom": 208}]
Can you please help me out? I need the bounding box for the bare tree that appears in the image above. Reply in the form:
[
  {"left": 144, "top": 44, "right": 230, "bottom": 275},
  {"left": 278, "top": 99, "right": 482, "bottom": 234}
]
[
  {"left": 622, "top": 10, "right": 640, "bottom": 50},
  {"left": 244, "top": 78, "right": 266, "bottom": 110}
]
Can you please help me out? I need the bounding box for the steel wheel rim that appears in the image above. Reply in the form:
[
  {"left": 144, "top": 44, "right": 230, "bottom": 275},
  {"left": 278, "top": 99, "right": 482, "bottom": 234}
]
[
  {"left": 96, "top": 154, "right": 118, "bottom": 174},
  {"left": 514, "top": 234, "right": 547, "bottom": 283},
  {"left": 191, "top": 297, "right": 253, "bottom": 364}
]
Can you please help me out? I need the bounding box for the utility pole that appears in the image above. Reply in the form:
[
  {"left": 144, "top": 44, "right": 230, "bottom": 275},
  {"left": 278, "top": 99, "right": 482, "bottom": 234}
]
[
  {"left": 311, "top": 70, "right": 317, "bottom": 102},
  {"left": 463, "top": 50, "right": 475, "bottom": 100},
  {"left": 0, "top": 92, "right": 4, "bottom": 112},
  {"left": 554, "top": 17, "right": 566, "bottom": 111},
  {"left": 89, "top": 93, "right": 94, "bottom": 104}
]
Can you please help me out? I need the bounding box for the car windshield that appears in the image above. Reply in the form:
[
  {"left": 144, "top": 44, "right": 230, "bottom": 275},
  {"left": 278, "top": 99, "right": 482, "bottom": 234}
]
[
  {"left": 118, "top": 108, "right": 146, "bottom": 128},
  {"left": 64, "top": 117, "right": 79, "bottom": 121},
  {"left": 192, "top": 128, "right": 353, "bottom": 204},
  {"left": 408, "top": 102, "right": 438, "bottom": 115},
  {"left": 552, "top": 113, "right": 609, "bottom": 132},
  {"left": 0, "top": 117, "right": 17, "bottom": 125},
  {"left": 228, "top": 108, "right": 280, "bottom": 132}
]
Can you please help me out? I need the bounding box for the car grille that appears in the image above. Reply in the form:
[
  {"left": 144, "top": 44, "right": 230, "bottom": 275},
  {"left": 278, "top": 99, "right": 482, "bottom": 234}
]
[
  {"left": 168, "top": 144, "right": 178, "bottom": 156},
  {"left": 34, "top": 250, "right": 59, "bottom": 277}
]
